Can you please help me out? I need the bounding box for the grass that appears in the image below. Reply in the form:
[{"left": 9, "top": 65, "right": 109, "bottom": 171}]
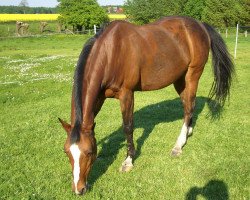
[
  {"left": 0, "top": 34, "right": 249, "bottom": 200},
  {"left": 0, "top": 21, "right": 61, "bottom": 37}
]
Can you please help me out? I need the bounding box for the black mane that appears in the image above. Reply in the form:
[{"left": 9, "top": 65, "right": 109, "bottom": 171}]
[{"left": 70, "top": 26, "right": 107, "bottom": 144}]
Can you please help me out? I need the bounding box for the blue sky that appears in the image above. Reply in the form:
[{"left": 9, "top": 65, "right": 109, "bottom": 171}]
[{"left": 0, "top": 0, "right": 125, "bottom": 7}]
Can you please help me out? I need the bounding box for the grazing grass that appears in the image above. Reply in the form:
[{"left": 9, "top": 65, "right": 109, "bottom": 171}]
[{"left": 0, "top": 34, "right": 249, "bottom": 200}]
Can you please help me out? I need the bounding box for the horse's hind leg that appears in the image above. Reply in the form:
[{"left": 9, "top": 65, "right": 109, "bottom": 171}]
[
  {"left": 119, "top": 89, "right": 135, "bottom": 172},
  {"left": 171, "top": 67, "right": 203, "bottom": 156},
  {"left": 94, "top": 93, "right": 106, "bottom": 117}
]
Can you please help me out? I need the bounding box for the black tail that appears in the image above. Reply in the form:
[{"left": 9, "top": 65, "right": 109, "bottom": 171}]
[{"left": 203, "top": 23, "right": 235, "bottom": 107}]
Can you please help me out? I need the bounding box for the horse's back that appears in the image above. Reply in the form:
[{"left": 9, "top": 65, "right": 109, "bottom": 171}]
[{"left": 100, "top": 17, "right": 210, "bottom": 92}]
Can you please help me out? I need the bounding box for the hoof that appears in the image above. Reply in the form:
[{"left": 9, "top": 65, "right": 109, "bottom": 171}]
[
  {"left": 119, "top": 164, "right": 133, "bottom": 172},
  {"left": 171, "top": 147, "right": 182, "bottom": 157}
]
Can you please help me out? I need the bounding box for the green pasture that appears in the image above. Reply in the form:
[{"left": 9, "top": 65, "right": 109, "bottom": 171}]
[
  {"left": 0, "top": 34, "right": 249, "bottom": 199},
  {"left": 0, "top": 21, "right": 95, "bottom": 38}
]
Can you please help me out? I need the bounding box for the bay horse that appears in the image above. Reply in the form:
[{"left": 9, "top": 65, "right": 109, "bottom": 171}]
[{"left": 59, "top": 16, "right": 234, "bottom": 195}]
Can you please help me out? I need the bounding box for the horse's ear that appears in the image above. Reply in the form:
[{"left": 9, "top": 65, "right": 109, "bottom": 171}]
[{"left": 58, "top": 118, "right": 71, "bottom": 135}]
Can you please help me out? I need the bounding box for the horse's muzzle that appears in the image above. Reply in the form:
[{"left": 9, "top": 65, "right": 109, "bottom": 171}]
[
  {"left": 75, "top": 183, "right": 89, "bottom": 195},
  {"left": 75, "top": 186, "right": 87, "bottom": 195}
]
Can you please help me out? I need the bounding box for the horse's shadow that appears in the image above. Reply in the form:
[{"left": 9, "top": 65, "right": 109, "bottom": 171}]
[
  {"left": 185, "top": 180, "right": 229, "bottom": 200},
  {"left": 89, "top": 96, "right": 220, "bottom": 187}
]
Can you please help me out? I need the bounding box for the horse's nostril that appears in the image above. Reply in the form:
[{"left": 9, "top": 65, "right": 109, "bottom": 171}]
[{"left": 79, "top": 187, "right": 87, "bottom": 195}]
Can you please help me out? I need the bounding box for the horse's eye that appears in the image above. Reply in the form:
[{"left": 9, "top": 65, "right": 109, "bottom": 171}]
[{"left": 84, "top": 150, "right": 93, "bottom": 156}]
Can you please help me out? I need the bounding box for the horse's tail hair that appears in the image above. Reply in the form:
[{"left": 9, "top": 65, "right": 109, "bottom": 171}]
[{"left": 203, "top": 22, "right": 235, "bottom": 107}]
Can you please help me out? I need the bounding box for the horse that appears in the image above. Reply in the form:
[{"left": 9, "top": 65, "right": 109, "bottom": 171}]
[{"left": 59, "top": 16, "right": 234, "bottom": 195}]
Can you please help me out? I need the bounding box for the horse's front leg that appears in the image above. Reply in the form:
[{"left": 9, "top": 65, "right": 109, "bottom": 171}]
[{"left": 119, "top": 89, "right": 135, "bottom": 172}]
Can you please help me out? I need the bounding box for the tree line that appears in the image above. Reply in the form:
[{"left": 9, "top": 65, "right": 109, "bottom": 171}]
[
  {"left": 58, "top": 0, "right": 249, "bottom": 31},
  {"left": 125, "top": 0, "right": 250, "bottom": 27},
  {"left": 1, "top": 0, "right": 249, "bottom": 31},
  {"left": 0, "top": 6, "right": 58, "bottom": 14}
]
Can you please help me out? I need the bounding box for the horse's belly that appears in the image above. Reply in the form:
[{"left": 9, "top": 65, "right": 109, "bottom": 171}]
[
  {"left": 140, "top": 64, "right": 186, "bottom": 91},
  {"left": 139, "top": 36, "right": 189, "bottom": 91}
]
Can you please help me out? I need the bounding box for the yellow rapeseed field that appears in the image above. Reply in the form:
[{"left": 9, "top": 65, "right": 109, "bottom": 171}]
[
  {"left": 108, "top": 14, "right": 127, "bottom": 20},
  {"left": 0, "top": 14, "right": 60, "bottom": 22},
  {"left": 0, "top": 14, "right": 126, "bottom": 22}
]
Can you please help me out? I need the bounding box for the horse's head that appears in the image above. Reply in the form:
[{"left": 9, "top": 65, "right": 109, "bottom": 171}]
[{"left": 59, "top": 118, "right": 97, "bottom": 195}]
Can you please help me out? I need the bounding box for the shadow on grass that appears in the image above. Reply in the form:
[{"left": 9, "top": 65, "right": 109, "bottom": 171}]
[
  {"left": 89, "top": 96, "right": 220, "bottom": 187},
  {"left": 185, "top": 180, "right": 229, "bottom": 200}
]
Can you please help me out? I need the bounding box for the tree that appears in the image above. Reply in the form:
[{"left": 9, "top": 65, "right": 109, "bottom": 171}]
[
  {"left": 58, "top": 0, "right": 109, "bottom": 31},
  {"left": 238, "top": 0, "right": 250, "bottom": 25},
  {"left": 183, "top": 0, "right": 205, "bottom": 20},
  {"left": 19, "top": 0, "right": 29, "bottom": 14},
  {"left": 124, "top": 0, "right": 187, "bottom": 24},
  {"left": 202, "top": 0, "right": 248, "bottom": 27},
  {"left": 19, "top": 0, "right": 28, "bottom": 7},
  {"left": 125, "top": 0, "right": 163, "bottom": 24},
  {"left": 124, "top": 0, "right": 249, "bottom": 26},
  {"left": 166, "top": 0, "right": 188, "bottom": 16}
]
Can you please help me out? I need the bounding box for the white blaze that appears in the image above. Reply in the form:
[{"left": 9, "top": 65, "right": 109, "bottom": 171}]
[{"left": 70, "top": 144, "right": 81, "bottom": 193}]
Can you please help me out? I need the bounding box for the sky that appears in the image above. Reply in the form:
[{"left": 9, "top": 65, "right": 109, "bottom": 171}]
[{"left": 0, "top": 0, "right": 125, "bottom": 7}]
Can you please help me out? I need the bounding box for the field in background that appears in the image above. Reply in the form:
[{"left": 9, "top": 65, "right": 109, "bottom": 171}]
[
  {"left": 108, "top": 13, "right": 126, "bottom": 20},
  {"left": 0, "top": 14, "right": 59, "bottom": 22},
  {"left": 0, "top": 13, "right": 126, "bottom": 22},
  {"left": 1, "top": 14, "right": 248, "bottom": 40},
  {"left": 0, "top": 34, "right": 249, "bottom": 199},
  {"left": 0, "top": 14, "right": 127, "bottom": 37},
  {"left": 0, "top": 21, "right": 60, "bottom": 37}
]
